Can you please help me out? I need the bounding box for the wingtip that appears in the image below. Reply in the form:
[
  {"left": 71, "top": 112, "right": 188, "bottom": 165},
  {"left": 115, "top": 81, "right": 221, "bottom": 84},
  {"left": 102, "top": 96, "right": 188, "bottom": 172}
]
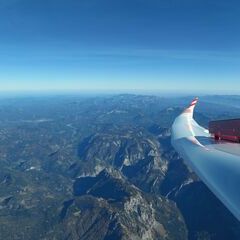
[
  {"left": 182, "top": 97, "right": 199, "bottom": 116},
  {"left": 189, "top": 97, "right": 199, "bottom": 107}
]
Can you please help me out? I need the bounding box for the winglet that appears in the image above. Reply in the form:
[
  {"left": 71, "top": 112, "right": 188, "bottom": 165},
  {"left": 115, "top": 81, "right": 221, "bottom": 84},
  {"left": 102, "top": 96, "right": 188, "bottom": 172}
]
[{"left": 183, "top": 97, "right": 199, "bottom": 117}]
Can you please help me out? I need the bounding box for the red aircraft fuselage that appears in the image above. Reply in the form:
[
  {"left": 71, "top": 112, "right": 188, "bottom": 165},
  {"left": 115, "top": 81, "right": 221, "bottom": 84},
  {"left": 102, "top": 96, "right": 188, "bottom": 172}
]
[{"left": 209, "top": 119, "right": 240, "bottom": 143}]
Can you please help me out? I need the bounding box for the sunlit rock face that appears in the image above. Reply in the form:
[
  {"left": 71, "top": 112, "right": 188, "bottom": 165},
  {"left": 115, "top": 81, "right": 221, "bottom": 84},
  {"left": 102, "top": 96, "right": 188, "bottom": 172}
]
[
  {"left": 53, "top": 169, "right": 187, "bottom": 240},
  {"left": 74, "top": 128, "right": 170, "bottom": 196}
]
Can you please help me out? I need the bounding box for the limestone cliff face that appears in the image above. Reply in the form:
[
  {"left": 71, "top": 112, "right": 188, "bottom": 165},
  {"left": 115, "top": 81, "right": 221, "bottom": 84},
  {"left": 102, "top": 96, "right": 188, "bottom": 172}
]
[
  {"left": 73, "top": 128, "right": 170, "bottom": 196},
  {"left": 50, "top": 169, "right": 187, "bottom": 240}
]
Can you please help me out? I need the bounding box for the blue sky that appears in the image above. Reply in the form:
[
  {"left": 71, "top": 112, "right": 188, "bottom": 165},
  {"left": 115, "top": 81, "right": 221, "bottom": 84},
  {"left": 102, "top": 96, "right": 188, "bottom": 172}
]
[{"left": 0, "top": 0, "right": 239, "bottom": 94}]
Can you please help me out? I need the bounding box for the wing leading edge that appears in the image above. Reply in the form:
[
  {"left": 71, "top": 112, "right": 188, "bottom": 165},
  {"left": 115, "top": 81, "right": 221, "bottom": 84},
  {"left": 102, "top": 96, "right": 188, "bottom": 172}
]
[{"left": 171, "top": 98, "right": 240, "bottom": 221}]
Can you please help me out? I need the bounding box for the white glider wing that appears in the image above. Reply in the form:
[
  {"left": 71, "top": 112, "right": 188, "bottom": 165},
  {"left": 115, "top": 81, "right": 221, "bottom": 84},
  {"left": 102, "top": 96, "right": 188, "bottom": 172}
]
[{"left": 172, "top": 98, "right": 240, "bottom": 221}]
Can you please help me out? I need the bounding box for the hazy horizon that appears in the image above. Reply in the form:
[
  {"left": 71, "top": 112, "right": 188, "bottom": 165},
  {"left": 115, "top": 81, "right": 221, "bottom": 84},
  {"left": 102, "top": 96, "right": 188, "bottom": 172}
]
[{"left": 0, "top": 89, "right": 239, "bottom": 99}]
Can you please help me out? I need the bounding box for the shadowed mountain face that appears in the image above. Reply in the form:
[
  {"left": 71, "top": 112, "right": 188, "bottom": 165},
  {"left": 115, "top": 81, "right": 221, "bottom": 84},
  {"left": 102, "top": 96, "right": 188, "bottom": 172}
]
[
  {"left": 172, "top": 182, "right": 240, "bottom": 240},
  {"left": 73, "top": 170, "right": 131, "bottom": 201},
  {"left": 0, "top": 94, "right": 240, "bottom": 239}
]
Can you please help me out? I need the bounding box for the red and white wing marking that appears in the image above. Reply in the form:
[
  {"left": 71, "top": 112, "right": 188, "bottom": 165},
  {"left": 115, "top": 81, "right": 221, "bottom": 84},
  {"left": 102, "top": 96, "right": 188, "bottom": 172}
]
[{"left": 183, "top": 97, "right": 199, "bottom": 117}]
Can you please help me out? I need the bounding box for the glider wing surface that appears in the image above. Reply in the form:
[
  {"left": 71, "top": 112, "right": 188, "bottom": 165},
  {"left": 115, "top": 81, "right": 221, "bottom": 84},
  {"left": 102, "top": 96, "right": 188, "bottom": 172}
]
[{"left": 171, "top": 98, "right": 240, "bottom": 221}]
